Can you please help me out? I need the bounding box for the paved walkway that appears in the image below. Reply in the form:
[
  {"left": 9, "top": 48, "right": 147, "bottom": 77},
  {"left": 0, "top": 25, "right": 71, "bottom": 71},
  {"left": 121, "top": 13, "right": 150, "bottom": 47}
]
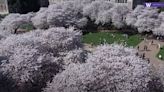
[
  {"left": 83, "top": 39, "right": 164, "bottom": 70},
  {"left": 136, "top": 39, "right": 164, "bottom": 69}
]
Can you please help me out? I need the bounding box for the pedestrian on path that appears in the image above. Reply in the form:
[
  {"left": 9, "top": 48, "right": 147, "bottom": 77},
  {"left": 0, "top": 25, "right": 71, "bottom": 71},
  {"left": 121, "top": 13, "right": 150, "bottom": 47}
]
[
  {"left": 151, "top": 40, "right": 154, "bottom": 44},
  {"left": 145, "top": 58, "right": 150, "bottom": 63},
  {"left": 144, "top": 38, "right": 147, "bottom": 42},
  {"left": 147, "top": 59, "right": 150, "bottom": 63},
  {"left": 142, "top": 53, "right": 145, "bottom": 59},
  {"left": 144, "top": 45, "right": 148, "bottom": 51},
  {"left": 158, "top": 43, "right": 161, "bottom": 49},
  {"left": 157, "top": 37, "right": 159, "bottom": 40},
  {"left": 137, "top": 46, "right": 139, "bottom": 50}
]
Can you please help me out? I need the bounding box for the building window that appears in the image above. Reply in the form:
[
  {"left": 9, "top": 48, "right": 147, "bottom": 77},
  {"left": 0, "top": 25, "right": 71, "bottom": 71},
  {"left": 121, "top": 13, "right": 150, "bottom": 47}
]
[
  {"left": 115, "top": 0, "right": 127, "bottom": 3},
  {"left": 124, "top": 0, "right": 127, "bottom": 3}
]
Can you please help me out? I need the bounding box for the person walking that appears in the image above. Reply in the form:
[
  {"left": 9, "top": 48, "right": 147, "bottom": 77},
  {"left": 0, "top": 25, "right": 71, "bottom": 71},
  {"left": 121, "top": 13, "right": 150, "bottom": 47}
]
[
  {"left": 157, "top": 37, "right": 159, "bottom": 40},
  {"left": 144, "top": 45, "right": 146, "bottom": 51},
  {"left": 151, "top": 40, "right": 154, "bottom": 45},
  {"left": 158, "top": 43, "right": 161, "bottom": 49},
  {"left": 142, "top": 53, "right": 145, "bottom": 59},
  {"left": 147, "top": 58, "right": 150, "bottom": 63},
  {"left": 144, "top": 38, "right": 146, "bottom": 42},
  {"left": 144, "top": 45, "right": 148, "bottom": 51},
  {"left": 137, "top": 46, "right": 139, "bottom": 50}
]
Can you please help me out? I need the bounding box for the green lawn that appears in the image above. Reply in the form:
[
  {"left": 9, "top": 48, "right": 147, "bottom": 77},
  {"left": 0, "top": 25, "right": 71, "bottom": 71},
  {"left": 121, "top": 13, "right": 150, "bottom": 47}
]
[
  {"left": 82, "top": 32, "right": 143, "bottom": 47},
  {"left": 157, "top": 47, "right": 164, "bottom": 60},
  {"left": 19, "top": 23, "right": 35, "bottom": 31}
]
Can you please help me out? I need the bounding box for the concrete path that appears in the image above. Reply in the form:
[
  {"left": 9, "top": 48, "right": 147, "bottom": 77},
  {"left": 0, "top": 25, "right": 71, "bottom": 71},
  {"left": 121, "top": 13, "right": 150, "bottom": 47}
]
[
  {"left": 136, "top": 39, "right": 164, "bottom": 69},
  {"left": 83, "top": 39, "right": 164, "bottom": 70}
]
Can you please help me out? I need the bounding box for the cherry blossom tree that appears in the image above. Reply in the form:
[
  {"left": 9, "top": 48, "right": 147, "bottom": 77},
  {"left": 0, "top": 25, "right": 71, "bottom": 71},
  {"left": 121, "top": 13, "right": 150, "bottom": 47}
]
[
  {"left": 125, "top": 5, "right": 145, "bottom": 27},
  {"left": 134, "top": 7, "right": 160, "bottom": 33},
  {"left": 0, "top": 14, "right": 20, "bottom": 36},
  {"left": 135, "top": 18, "right": 160, "bottom": 33},
  {"left": 153, "top": 23, "right": 164, "bottom": 36},
  {"left": 0, "top": 27, "right": 84, "bottom": 92},
  {"left": 157, "top": 64, "right": 164, "bottom": 88},
  {"left": 44, "top": 44, "right": 162, "bottom": 92},
  {"left": 153, "top": 12, "right": 164, "bottom": 36},
  {"left": 159, "top": 12, "right": 164, "bottom": 21},
  {"left": 126, "top": 5, "right": 160, "bottom": 33},
  {"left": 83, "top": 1, "right": 114, "bottom": 24},
  {"left": 47, "top": 1, "right": 88, "bottom": 29},
  {"left": 110, "top": 5, "right": 130, "bottom": 29},
  {"left": 0, "top": 13, "right": 35, "bottom": 33},
  {"left": 83, "top": 0, "right": 129, "bottom": 29},
  {"left": 31, "top": 8, "right": 48, "bottom": 29},
  {"left": 95, "top": 10, "right": 113, "bottom": 25}
]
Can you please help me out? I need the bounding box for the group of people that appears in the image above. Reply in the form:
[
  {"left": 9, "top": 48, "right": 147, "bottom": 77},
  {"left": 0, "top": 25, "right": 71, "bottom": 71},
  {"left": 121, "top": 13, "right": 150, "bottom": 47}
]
[
  {"left": 136, "top": 51, "right": 150, "bottom": 63},
  {"left": 136, "top": 39, "right": 159, "bottom": 63},
  {"left": 136, "top": 46, "right": 146, "bottom": 59}
]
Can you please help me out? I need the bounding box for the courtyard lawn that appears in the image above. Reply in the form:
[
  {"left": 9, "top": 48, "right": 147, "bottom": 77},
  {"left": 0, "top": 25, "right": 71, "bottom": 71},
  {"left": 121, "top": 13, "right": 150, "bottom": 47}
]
[
  {"left": 82, "top": 32, "right": 143, "bottom": 47},
  {"left": 157, "top": 47, "right": 164, "bottom": 60},
  {"left": 19, "top": 23, "right": 35, "bottom": 31}
]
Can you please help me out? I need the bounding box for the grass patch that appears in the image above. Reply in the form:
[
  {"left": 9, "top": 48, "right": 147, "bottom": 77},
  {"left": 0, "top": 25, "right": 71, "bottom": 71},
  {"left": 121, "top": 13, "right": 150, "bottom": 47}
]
[
  {"left": 157, "top": 47, "right": 164, "bottom": 60},
  {"left": 82, "top": 32, "right": 143, "bottom": 47},
  {"left": 19, "top": 23, "right": 35, "bottom": 31}
]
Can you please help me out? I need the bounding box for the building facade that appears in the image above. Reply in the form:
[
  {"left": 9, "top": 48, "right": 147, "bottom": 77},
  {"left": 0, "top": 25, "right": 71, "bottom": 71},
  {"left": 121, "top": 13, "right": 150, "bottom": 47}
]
[
  {"left": 110, "top": 0, "right": 144, "bottom": 9},
  {"left": 48, "top": 0, "right": 144, "bottom": 9},
  {"left": 0, "top": 0, "right": 9, "bottom": 14},
  {"left": 0, "top": 0, "right": 144, "bottom": 14},
  {"left": 48, "top": 0, "right": 63, "bottom": 4}
]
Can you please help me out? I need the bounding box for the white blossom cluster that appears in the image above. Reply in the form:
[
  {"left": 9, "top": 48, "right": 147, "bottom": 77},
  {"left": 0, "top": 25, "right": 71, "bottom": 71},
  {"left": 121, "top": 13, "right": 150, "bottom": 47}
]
[
  {"left": 0, "top": 13, "right": 35, "bottom": 33},
  {"left": 31, "top": 0, "right": 130, "bottom": 30},
  {"left": 83, "top": 0, "right": 130, "bottom": 28},
  {"left": 44, "top": 44, "right": 157, "bottom": 92},
  {"left": 157, "top": 63, "right": 164, "bottom": 88},
  {"left": 0, "top": 2, "right": 164, "bottom": 35},
  {"left": 0, "top": 27, "right": 83, "bottom": 84},
  {"left": 31, "top": 8, "right": 48, "bottom": 29},
  {"left": 153, "top": 23, "right": 164, "bottom": 36},
  {"left": 31, "top": 0, "right": 93, "bottom": 29},
  {"left": 126, "top": 5, "right": 160, "bottom": 33},
  {"left": 47, "top": 1, "right": 87, "bottom": 28},
  {"left": 110, "top": 5, "right": 130, "bottom": 28},
  {"left": 153, "top": 12, "right": 164, "bottom": 36},
  {"left": 0, "top": 1, "right": 164, "bottom": 91}
]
